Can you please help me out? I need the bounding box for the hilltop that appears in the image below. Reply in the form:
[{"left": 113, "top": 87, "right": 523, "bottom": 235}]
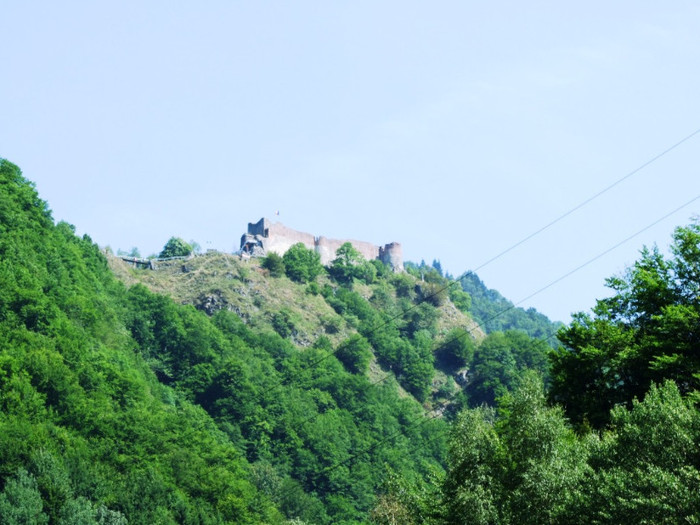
[{"left": 108, "top": 250, "right": 486, "bottom": 404}]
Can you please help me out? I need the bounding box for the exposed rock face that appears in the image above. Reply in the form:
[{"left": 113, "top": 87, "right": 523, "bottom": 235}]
[
  {"left": 240, "top": 217, "right": 403, "bottom": 271},
  {"left": 196, "top": 291, "right": 228, "bottom": 315}
]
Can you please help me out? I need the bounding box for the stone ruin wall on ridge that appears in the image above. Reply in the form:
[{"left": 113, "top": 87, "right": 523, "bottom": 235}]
[{"left": 240, "top": 217, "right": 403, "bottom": 271}]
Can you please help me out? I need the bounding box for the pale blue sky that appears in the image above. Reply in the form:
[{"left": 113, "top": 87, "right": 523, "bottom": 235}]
[{"left": 2, "top": 1, "right": 699, "bottom": 322}]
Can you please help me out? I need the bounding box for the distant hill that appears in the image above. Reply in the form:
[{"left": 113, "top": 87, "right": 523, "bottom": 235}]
[{"left": 458, "top": 271, "right": 563, "bottom": 341}]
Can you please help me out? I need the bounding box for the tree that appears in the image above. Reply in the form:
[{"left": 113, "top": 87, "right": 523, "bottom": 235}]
[
  {"left": 271, "top": 309, "right": 296, "bottom": 338},
  {"left": 448, "top": 287, "right": 471, "bottom": 313},
  {"left": 435, "top": 328, "right": 475, "bottom": 369},
  {"left": 442, "top": 374, "right": 588, "bottom": 525},
  {"left": 189, "top": 239, "right": 202, "bottom": 254},
  {"left": 335, "top": 335, "right": 372, "bottom": 374},
  {"left": 159, "top": 237, "right": 193, "bottom": 258},
  {"left": 442, "top": 406, "right": 501, "bottom": 525},
  {"left": 0, "top": 469, "right": 49, "bottom": 525},
  {"left": 468, "top": 332, "right": 518, "bottom": 406},
  {"left": 282, "top": 243, "right": 322, "bottom": 283},
  {"left": 329, "top": 242, "right": 376, "bottom": 285},
  {"left": 261, "top": 252, "right": 285, "bottom": 277},
  {"left": 418, "top": 281, "right": 448, "bottom": 307},
  {"left": 580, "top": 381, "right": 700, "bottom": 523},
  {"left": 551, "top": 221, "right": 700, "bottom": 427}
]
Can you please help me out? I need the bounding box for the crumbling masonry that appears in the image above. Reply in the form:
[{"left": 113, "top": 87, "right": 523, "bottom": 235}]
[{"left": 240, "top": 218, "right": 403, "bottom": 271}]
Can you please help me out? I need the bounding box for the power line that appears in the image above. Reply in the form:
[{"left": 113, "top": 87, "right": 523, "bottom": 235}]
[
  {"left": 269, "top": 194, "right": 700, "bottom": 508},
  {"left": 471, "top": 127, "right": 700, "bottom": 273},
  {"left": 246, "top": 132, "right": 700, "bottom": 513},
  {"left": 315, "top": 193, "right": 700, "bottom": 475},
  {"left": 333, "top": 127, "right": 700, "bottom": 352},
  {"left": 268, "top": 190, "right": 700, "bottom": 415},
  {"left": 288, "top": 193, "right": 700, "bottom": 441},
  {"left": 245, "top": 134, "right": 700, "bottom": 512},
  {"left": 512, "top": 195, "right": 700, "bottom": 307}
]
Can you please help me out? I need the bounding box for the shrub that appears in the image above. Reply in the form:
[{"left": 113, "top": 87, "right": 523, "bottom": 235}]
[
  {"left": 449, "top": 287, "right": 472, "bottom": 312},
  {"left": 392, "top": 273, "right": 416, "bottom": 300},
  {"left": 159, "top": 237, "right": 192, "bottom": 258},
  {"left": 335, "top": 335, "right": 372, "bottom": 374},
  {"left": 419, "top": 281, "right": 448, "bottom": 307},
  {"left": 436, "top": 328, "right": 475, "bottom": 368},
  {"left": 322, "top": 315, "right": 342, "bottom": 334},
  {"left": 271, "top": 310, "right": 296, "bottom": 338},
  {"left": 262, "top": 252, "right": 285, "bottom": 277},
  {"left": 282, "top": 243, "right": 323, "bottom": 283}
]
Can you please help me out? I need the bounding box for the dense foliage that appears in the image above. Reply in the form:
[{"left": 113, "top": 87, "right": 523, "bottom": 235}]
[
  {"left": 282, "top": 243, "right": 323, "bottom": 283},
  {"left": 261, "top": 252, "right": 285, "bottom": 278},
  {"left": 551, "top": 222, "right": 700, "bottom": 428},
  {"left": 11, "top": 157, "right": 689, "bottom": 524},
  {"left": 438, "top": 375, "right": 700, "bottom": 524},
  {"left": 328, "top": 243, "right": 378, "bottom": 285},
  {"left": 159, "top": 236, "right": 193, "bottom": 258},
  {"left": 464, "top": 330, "right": 550, "bottom": 407},
  {"left": 378, "top": 224, "right": 700, "bottom": 524},
  {"left": 458, "top": 271, "right": 561, "bottom": 339},
  {"left": 0, "top": 160, "right": 279, "bottom": 524},
  {"left": 1, "top": 159, "right": 460, "bottom": 524}
]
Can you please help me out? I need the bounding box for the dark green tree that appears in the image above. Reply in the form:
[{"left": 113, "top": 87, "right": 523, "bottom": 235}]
[
  {"left": 435, "top": 328, "right": 475, "bottom": 369},
  {"left": 282, "top": 243, "right": 323, "bottom": 283},
  {"left": 159, "top": 236, "right": 193, "bottom": 258},
  {"left": 261, "top": 252, "right": 285, "bottom": 277},
  {"left": 335, "top": 334, "right": 372, "bottom": 374},
  {"left": 468, "top": 332, "right": 518, "bottom": 406},
  {"left": 329, "top": 242, "right": 377, "bottom": 285},
  {"left": 271, "top": 309, "right": 296, "bottom": 338},
  {"left": 466, "top": 331, "right": 550, "bottom": 407},
  {"left": 0, "top": 469, "right": 49, "bottom": 525},
  {"left": 551, "top": 221, "right": 700, "bottom": 427}
]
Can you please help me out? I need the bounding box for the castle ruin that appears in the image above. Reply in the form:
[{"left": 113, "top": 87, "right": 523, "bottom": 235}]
[{"left": 240, "top": 218, "right": 403, "bottom": 271}]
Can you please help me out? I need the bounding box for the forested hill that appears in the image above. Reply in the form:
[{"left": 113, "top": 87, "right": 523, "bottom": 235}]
[
  {"left": 3, "top": 158, "right": 699, "bottom": 524},
  {"left": 0, "top": 160, "right": 283, "bottom": 522},
  {"left": 401, "top": 260, "right": 561, "bottom": 341},
  {"left": 0, "top": 159, "right": 556, "bottom": 523},
  {"left": 458, "top": 270, "right": 563, "bottom": 338}
]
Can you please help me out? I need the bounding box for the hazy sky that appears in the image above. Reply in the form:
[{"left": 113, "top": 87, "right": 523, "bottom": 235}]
[{"left": 2, "top": 1, "right": 699, "bottom": 322}]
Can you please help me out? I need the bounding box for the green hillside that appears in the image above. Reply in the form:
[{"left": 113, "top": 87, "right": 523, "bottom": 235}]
[
  {"left": 3, "top": 157, "right": 698, "bottom": 524},
  {"left": 457, "top": 270, "right": 563, "bottom": 339},
  {"left": 0, "top": 159, "right": 282, "bottom": 523}
]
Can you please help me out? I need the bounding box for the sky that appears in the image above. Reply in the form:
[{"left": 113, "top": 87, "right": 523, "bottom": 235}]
[{"left": 2, "top": 1, "right": 699, "bottom": 323}]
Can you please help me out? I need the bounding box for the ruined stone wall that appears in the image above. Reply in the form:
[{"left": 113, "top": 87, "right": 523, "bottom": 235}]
[
  {"left": 316, "top": 237, "right": 380, "bottom": 266},
  {"left": 241, "top": 218, "right": 403, "bottom": 271},
  {"left": 349, "top": 239, "right": 381, "bottom": 263},
  {"left": 315, "top": 236, "right": 341, "bottom": 266},
  {"left": 247, "top": 218, "right": 270, "bottom": 237},
  {"left": 264, "top": 222, "right": 316, "bottom": 256},
  {"left": 379, "top": 242, "right": 403, "bottom": 271}
]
